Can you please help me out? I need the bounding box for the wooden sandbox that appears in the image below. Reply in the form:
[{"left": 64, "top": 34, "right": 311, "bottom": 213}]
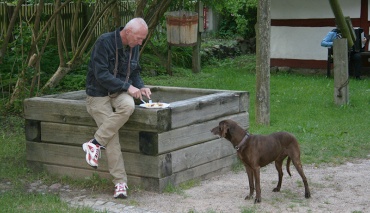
[{"left": 24, "top": 86, "right": 249, "bottom": 192}]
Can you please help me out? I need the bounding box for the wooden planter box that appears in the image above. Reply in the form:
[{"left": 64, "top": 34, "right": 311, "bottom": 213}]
[{"left": 24, "top": 86, "right": 249, "bottom": 192}]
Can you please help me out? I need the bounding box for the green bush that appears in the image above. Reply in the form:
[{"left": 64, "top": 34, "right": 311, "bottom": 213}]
[{"left": 215, "top": 0, "right": 257, "bottom": 39}]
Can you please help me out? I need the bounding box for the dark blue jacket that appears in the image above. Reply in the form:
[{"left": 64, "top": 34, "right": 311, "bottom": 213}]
[{"left": 86, "top": 27, "right": 144, "bottom": 97}]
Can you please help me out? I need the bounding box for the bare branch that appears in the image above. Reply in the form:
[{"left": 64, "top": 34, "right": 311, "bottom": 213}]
[{"left": 0, "top": 0, "right": 25, "bottom": 63}]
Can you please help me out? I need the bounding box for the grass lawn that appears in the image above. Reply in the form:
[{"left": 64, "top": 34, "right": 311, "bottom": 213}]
[
  {"left": 143, "top": 55, "right": 370, "bottom": 165},
  {"left": 1, "top": 54, "right": 369, "bottom": 212}
]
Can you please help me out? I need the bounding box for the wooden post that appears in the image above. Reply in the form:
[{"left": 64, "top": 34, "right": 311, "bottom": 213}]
[
  {"left": 255, "top": 0, "right": 271, "bottom": 126},
  {"left": 333, "top": 39, "right": 349, "bottom": 105},
  {"left": 192, "top": 32, "right": 201, "bottom": 73},
  {"left": 192, "top": 1, "right": 202, "bottom": 73},
  {"left": 167, "top": 44, "right": 172, "bottom": 75}
]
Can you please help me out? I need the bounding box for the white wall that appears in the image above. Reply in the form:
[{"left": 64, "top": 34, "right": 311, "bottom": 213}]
[
  {"left": 271, "top": 0, "right": 361, "bottom": 19},
  {"left": 271, "top": 27, "right": 335, "bottom": 60},
  {"left": 271, "top": 0, "right": 363, "bottom": 61}
]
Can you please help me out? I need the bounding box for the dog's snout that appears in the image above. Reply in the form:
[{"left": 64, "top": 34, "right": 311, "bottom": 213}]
[{"left": 211, "top": 126, "right": 220, "bottom": 135}]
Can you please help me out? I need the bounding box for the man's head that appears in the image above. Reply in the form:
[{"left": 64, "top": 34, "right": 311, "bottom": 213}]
[{"left": 121, "top": 18, "right": 148, "bottom": 47}]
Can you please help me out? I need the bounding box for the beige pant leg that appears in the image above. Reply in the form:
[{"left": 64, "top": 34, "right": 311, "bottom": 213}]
[{"left": 86, "top": 93, "right": 135, "bottom": 184}]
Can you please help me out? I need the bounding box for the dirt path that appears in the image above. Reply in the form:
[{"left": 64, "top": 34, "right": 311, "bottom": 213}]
[
  {"left": 21, "top": 158, "right": 370, "bottom": 213},
  {"left": 126, "top": 158, "right": 370, "bottom": 213}
]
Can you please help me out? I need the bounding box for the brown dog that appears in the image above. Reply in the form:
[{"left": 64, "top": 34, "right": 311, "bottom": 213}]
[{"left": 211, "top": 119, "right": 311, "bottom": 203}]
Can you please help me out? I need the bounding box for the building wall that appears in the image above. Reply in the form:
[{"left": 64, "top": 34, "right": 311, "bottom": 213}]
[{"left": 271, "top": 0, "right": 368, "bottom": 69}]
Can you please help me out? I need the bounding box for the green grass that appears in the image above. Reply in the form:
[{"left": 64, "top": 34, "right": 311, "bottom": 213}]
[
  {"left": 0, "top": 191, "right": 96, "bottom": 213},
  {"left": 144, "top": 55, "right": 370, "bottom": 165},
  {"left": 1, "top": 54, "right": 370, "bottom": 212}
]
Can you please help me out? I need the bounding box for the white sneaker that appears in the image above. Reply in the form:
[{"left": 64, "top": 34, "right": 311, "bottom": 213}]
[
  {"left": 114, "top": 182, "right": 128, "bottom": 199},
  {"left": 82, "top": 139, "right": 104, "bottom": 169}
]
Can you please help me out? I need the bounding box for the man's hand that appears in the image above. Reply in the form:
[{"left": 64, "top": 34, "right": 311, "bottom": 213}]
[
  {"left": 127, "top": 85, "right": 142, "bottom": 99},
  {"left": 127, "top": 86, "right": 151, "bottom": 100},
  {"left": 140, "top": 87, "right": 151, "bottom": 100}
]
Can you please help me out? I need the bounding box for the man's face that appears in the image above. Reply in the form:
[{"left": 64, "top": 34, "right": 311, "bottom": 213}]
[{"left": 126, "top": 28, "right": 148, "bottom": 47}]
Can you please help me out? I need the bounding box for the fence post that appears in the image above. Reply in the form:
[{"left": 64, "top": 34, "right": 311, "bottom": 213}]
[{"left": 333, "top": 38, "right": 349, "bottom": 105}]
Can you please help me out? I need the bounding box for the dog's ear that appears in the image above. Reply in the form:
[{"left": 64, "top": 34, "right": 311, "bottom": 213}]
[{"left": 219, "top": 121, "right": 229, "bottom": 138}]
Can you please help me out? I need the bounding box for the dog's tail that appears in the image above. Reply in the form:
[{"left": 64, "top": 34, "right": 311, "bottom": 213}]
[{"left": 286, "top": 157, "right": 292, "bottom": 176}]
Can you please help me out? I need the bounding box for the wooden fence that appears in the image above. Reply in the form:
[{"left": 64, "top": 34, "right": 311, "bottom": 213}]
[{"left": 0, "top": 1, "right": 135, "bottom": 45}]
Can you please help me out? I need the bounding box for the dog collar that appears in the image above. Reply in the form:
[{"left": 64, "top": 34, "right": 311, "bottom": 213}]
[{"left": 235, "top": 132, "right": 250, "bottom": 151}]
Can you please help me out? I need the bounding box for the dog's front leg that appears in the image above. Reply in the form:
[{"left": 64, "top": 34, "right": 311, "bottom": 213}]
[
  {"left": 253, "top": 167, "right": 262, "bottom": 203},
  {"left": 244, "top": 165, "right": 254, "bottom": 200}
]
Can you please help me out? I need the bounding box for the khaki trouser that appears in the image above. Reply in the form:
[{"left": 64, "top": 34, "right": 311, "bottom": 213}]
[{"left": 86, "top": 93, "right": 135, "bottom": 185}]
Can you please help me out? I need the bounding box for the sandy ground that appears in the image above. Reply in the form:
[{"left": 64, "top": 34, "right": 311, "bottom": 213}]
[
  {"left": 9, "top": 157, "right": 369, "bottom": 213},
  {"left": 125, "top": 158, "right": 370, "bottom": 213}
]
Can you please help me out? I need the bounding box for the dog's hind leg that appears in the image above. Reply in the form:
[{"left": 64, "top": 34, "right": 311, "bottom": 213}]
[
  {"left": 273, "top": 157, "right": 285, "bottom": 192},
  {"left": 244, "top": 165, "right": 255, "bottom": 200},
  {"left": 291, "top": 158, "right": 311, "bottom": 199}
]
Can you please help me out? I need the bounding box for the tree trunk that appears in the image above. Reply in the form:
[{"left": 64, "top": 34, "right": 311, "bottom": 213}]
[
  {"left": 0, "top": 0, "right": 24, "bottom": 64},
  {"left": 42, "top": 0, "right": 117, "bottom": 90},
  {"left": 7, "top": 0, "right": 44, "bottom": 106},
  {"left": 71, "top": 0, "right": 82, "bottom": 53},
  {"left": 137, "top": 0, "right": 172, "bottom": 55},
  {"left": 55, "top": 0, "right": 66, "bottom": 67},
  {"left": 29, "top": 0, "right": 44, "bottom": 97},
  {"left": 255, "top": 0, "right": 271, "bottom": 126}
]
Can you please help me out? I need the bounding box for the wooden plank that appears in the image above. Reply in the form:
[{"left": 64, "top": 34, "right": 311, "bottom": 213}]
[
  {"left": 154, "top": 112, "right": 249, "bottom": 154},
  {"left": 26, "top": 142, "right": 172, "bottom": 178},
  {"left": 23, "top": 97, "right": 171, "bottom": 131},
  {"left": 171, "top": 138, "right": 236, "bottom": 173},
  {"left": 171, "top": 154, "right": 237, "bottom": 186},
  {"left": 35, "top": 164, "right": 165, "bottom": 192},
  {"left": 41, "top": 90, "right": 86, "bottom": 100},
  {"left": 40, "top": 122, "right": 140, "bottom": 153},
  {"left": 24, "top": 87, "right": 248, "bottom": 131},
  {"left": 129, "top": 108, "right": 171, "bottom": 132},
  {"left": 24, "top": 97, "right": 95, "bottom": 125},
  {"left": 60, "top": 87, "right": 247, "bottom": 110},
  {"left": 38, "top": 112, "right": 248, "bottom": 156},
  {"left": 170, "top": 92, "right": 242, "bottom": 128},
  {"left": 238, "top": 91, "right": 250, "bottom": 113},
  {"left": 34, "top": 153, "right": 237, "bottom": 193},
  {"left": 148, "top": 86, "right": 216, "bottom": 103}
]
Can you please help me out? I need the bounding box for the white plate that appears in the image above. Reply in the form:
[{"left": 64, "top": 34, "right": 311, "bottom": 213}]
[{"left": 139, "top": 102, "right": 170, "bottom": 109}]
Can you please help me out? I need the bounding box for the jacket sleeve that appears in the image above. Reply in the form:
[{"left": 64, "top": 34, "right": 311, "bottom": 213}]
[{"left": 321, "top": 31, "right": 336, "bottom": 47}]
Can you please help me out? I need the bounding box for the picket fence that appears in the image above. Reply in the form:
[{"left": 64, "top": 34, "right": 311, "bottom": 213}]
[{"left": 0, "top": 1, "right": 135, "bottom": 45}]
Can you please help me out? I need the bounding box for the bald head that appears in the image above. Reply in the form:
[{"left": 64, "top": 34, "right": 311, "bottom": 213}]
[
  {"left": 121, "top": 18, "right": 148, "bottom": 47},
  {"left": 125, "top": 18, "right": 148, "bottom": 34}
]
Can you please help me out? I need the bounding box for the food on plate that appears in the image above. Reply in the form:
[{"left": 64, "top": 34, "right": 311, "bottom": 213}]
[{"left": 145, "top": 102, "right": 164, "bottom": 108}]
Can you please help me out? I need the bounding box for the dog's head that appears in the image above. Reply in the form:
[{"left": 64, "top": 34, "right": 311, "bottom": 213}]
[{"left": 211, "top": 119, "right": 235, "bottom": 141}]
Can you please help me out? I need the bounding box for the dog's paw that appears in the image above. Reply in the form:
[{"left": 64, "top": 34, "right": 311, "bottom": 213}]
[
  {"left": 272, "top": 187, "right": 280, "bottom": 192},
  {"left": 254, "top": 198, "right": 261, "bottom": 203},
  {"left": 244, "top": 195, "right": 253, "bottom": 200},
  {"left": 305, "top": 191, "right": 311, "bottom": 198}
]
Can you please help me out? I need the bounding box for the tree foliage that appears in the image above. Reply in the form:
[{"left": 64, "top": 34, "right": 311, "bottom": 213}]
[
  {"left": 0, "top": 0, "right": 257, "bottom": 113},
  {"left": 207, "top": 0, "right": 257, "bottom": 39}
]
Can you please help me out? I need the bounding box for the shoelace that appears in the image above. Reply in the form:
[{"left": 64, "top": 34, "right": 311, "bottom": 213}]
[
  {"left": 116, "top": 183, "right": 128, "bottom": 191},
  {"left": 92, "top": 144, "right": 104, "bottom": 160},
  {"left": 95, "top": 147, "right": 101, "bottom": 160}
]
